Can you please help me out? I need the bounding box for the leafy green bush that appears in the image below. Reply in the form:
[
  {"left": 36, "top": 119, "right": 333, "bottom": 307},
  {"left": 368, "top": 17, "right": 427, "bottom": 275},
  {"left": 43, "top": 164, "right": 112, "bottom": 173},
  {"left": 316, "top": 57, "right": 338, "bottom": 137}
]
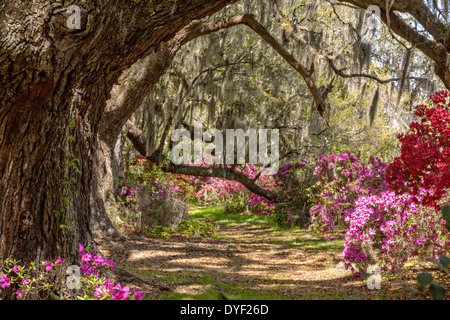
[{"left": 414, "top": 205, "right": 450, "bottom": 300}]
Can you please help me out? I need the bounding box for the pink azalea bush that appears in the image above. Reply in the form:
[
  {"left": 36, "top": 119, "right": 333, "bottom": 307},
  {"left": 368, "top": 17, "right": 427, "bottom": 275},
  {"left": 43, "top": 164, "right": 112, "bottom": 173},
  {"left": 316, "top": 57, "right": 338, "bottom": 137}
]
[
  {"left": 1, "top": 257, "right": 67, "bottom": 299},
  {"left": 0, "top": 244, "right": 146, "bottom": 300},
  {"left": 309, "top": 152, "right": 387, "bottom": 233},
  {"left": 343, "top": 190, "right": 450, "bottom": 275},
  {"left": 310, "top": 151, "right": 450, "bottom": 275},
  {"left": 78, "top": 243, "right": 145, "bottom": 300},
  {"left": 195, "top": 163, "right": 276, "bottom": 215}
]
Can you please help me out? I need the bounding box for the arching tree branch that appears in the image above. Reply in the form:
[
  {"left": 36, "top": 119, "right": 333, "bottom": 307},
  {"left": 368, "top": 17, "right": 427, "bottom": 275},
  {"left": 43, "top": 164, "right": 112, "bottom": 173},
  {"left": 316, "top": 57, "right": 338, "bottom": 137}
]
[{"left": 102, "top": 12, "right": 332, "bottom": 139}]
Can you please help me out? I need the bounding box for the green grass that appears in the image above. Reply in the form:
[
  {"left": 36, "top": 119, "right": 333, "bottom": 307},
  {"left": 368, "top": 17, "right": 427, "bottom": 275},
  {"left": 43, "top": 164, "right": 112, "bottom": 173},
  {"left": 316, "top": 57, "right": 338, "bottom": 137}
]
[
  {"left": 189, "top": 205, "right": 270, "bottom": 226},
  {"left": 156, "top": 288, "right": 289, "bottom": 300},
  {"left": 152, "top": 271, "right": 356, "bottom": 300},
  {"left": 290, "top": 236, "right": 345, "bottom": 251}
]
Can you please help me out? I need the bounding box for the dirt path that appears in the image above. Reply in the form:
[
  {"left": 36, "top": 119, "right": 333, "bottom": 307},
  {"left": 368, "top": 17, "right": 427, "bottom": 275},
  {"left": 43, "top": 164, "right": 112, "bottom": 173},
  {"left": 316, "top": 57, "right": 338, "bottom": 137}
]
[{"left": 96, "top": 220, "right": 407, "bottom": 300}]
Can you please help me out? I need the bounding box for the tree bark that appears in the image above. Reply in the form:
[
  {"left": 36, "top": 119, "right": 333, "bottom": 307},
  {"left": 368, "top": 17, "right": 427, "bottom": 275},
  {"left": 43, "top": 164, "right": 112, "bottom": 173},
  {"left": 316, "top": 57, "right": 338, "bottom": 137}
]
[{"left": 0, "top": 0, "right": 236, "bottom": 298}]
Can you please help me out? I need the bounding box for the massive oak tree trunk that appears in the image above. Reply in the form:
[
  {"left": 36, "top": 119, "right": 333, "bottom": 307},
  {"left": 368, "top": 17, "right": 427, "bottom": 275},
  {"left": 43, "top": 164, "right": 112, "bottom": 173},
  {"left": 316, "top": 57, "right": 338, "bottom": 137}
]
[{"left": 0, "top": 0, "right": 236, "bottom": 298}]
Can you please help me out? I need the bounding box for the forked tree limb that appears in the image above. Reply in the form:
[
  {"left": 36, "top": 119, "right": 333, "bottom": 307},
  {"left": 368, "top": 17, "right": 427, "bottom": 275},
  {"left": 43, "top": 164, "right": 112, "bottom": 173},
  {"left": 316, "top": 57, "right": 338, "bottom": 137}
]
[{"left": 125, "top": 122, "right": 278, "bottom": 201}]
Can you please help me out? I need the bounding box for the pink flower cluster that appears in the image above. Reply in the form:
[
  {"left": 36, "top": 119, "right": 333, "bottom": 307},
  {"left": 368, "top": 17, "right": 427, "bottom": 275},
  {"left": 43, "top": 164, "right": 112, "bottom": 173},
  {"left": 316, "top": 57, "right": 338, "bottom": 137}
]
[
  {"left": 195, "top": 163, "right": 277, "bottom": 215},
  {"left": 79, "top": 244, "right": 146, "bottom": 300},
  {"left": 79, "top": 244, "right": 115, "bottom": 276},
  {"left": 0, "top": 274, "right": 10, "bottom": 288},
  {"left": 344, "top": 190, "right": 450, "bottom": 274},
  {"left": 94, "top": 278, "right": 146, "bottom": 300},
  {"left": 310, "top": 152, "right": 387, "bottom": 233}
]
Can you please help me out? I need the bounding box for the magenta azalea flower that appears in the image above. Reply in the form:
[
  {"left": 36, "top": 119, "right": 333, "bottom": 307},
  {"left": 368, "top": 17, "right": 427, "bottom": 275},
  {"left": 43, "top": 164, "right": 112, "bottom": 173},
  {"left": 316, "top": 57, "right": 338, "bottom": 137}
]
[
  {"left": 44, "top": 261, "right": 52, "bottom": 271},
  {"left": 0, "top": 275, "right": 10, "bottom": 288},
  {"left": 15, "top": 288, "right": 27, "bottom": 299},
  {"left": 133, "top": 288, "right": 146, "bottom": 300},
  {"left": 112, "top": 283, "right": 131, "bottom": 300}
]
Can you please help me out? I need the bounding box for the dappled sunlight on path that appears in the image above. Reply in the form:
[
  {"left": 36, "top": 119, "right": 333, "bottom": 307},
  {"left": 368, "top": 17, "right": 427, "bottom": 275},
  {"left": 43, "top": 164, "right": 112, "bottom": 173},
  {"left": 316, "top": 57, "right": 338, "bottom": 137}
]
[{"left": 96, "top": 217, "right": 406, "bottom": 300}]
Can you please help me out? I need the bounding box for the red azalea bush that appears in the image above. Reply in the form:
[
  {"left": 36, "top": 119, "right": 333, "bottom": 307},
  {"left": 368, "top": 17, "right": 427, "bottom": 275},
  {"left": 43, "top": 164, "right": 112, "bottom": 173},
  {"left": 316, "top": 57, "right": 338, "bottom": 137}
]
[{"left": 386, "top": 91, "right": 450, "bottom": 209}]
